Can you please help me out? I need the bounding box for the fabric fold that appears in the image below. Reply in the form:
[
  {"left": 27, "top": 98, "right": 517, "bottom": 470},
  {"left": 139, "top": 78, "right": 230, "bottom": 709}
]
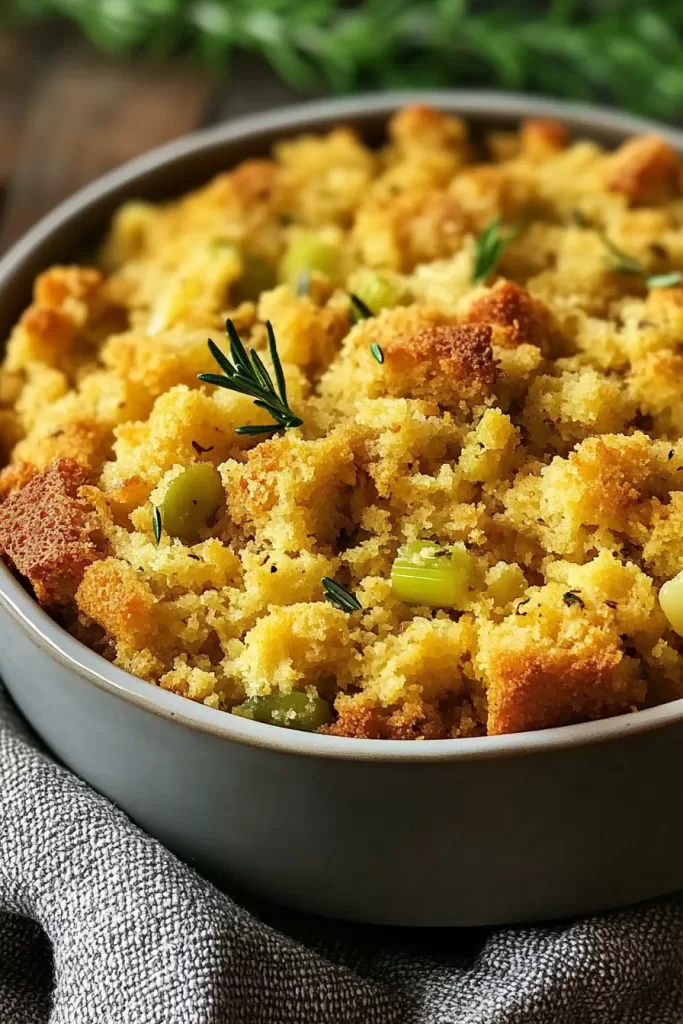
[{"left": 1, "top": 686, "right": 683, "bottom": 1024}]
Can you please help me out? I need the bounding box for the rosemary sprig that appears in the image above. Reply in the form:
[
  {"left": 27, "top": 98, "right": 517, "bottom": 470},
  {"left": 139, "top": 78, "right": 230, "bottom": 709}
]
[
  {"left": 471, "top": 217, "right": 521, "bottom": 285},
  {"left": 322, "top": 577, "right": 362, "bottom": 613},
  {"left": 198, "top": 319, "right": 302, "bottom": 436},
  {"left": 152, "top": 506, "right": 162, "bottom": 545}
]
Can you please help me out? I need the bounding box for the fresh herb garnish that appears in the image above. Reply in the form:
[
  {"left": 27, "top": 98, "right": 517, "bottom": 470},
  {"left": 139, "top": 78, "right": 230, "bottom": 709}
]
[
  {"left": 645, "top": 272, "right": 682, "bottom": 288},
  {"left": 198, "top": 319, "right": 302, "bottom": 437},
  {"left": 598, "top": 230, "right": 646, "bottom": 276},
  {"left": 370, "top": 342, "right": 384, "bottom": 364},
  {"left": 350, "top": 293, "right": 373, "bottom": 320},
  {"left": 597, "top": 230, "right": 681, "bottom": 288},
  {"left": 563, "top": 590, "right": 585, "bottom": 609},
  {"left": 152, "top": 506, "right": 162, "bottom": 545},
  {"left": 322, "top": 577, "right": 362, "bottom": 613},
  {"left": 471, "top": 217, "right": 521, "bottom": 285}
]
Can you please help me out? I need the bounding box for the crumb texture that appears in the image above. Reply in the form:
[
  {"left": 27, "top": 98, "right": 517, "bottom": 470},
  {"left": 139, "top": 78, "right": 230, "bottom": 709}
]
[{"left": 2, "top": 108, "right": 683, "bottom": 737}]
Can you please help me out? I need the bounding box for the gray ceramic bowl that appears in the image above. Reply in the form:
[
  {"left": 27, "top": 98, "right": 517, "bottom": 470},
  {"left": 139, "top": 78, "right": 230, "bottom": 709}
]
[{"left": 2, "top": 92, "right": 683, "bottom": 927}]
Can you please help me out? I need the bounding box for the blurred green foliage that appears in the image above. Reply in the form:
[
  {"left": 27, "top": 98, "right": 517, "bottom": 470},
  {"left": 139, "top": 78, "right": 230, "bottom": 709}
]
[{"left": 4, "top": 1, "right": 683, "bottom": 119}]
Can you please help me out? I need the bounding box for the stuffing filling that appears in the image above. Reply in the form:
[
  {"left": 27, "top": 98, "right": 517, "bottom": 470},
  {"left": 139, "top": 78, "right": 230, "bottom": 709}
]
[{"left": 2, "top": 106, "right": 683, "bottom": 738}]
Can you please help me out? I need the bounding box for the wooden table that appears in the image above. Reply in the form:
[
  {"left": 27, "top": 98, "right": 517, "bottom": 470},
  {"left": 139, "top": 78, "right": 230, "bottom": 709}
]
[{"left": 0, "top": 25, "right": 317, "bottom": 254}]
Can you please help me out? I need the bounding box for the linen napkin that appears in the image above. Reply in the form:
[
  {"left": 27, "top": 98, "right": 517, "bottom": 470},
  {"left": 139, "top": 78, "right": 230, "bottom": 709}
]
[{"left": 2, "top": 685, "right": 683, "bottom": 1024}]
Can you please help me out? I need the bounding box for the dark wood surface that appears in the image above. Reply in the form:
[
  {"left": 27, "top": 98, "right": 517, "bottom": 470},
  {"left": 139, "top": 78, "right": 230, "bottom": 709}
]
[{"left": 0, "top": 26, "right": 318, "bottom": 255}]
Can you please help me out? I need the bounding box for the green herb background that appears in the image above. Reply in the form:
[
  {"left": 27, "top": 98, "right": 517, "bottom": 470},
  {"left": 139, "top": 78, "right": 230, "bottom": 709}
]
[{"left": 4, "top": 1, "right": 683, "bottom": 120}]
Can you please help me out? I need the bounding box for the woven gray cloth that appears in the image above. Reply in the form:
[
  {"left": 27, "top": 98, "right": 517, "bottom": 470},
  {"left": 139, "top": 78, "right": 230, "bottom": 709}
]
[{"left": 2, "top": 686, "right": 683, "bottom": 1024}]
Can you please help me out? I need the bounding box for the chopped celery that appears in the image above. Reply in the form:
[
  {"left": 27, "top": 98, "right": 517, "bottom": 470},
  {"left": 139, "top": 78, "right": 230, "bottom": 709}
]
[
  {"left": 660, "top": 570, "right": 683, "bottom": 637},
  {"left": 162, "top": 463, "right": 224, "bottom": 543},
  {"left": 391, "top": 540, "right": 472, "bottom": 608},
  {"left": 232, "top": 250, "right": 276, "bottom": 303},
  {"left": 231, "top": 692, "right": 333, "bottom": 731},
  {"left": 280, "top": 232, "right": 339, "bottom": 288},
  {"left": 347, "top": 267, "right": 402, "bottom": 321}
]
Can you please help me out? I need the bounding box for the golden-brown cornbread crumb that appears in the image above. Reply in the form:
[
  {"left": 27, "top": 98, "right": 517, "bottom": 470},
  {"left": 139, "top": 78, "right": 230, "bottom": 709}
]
[
  {"left": 381, "top": 322, "right": 497, "bottom": 404},
  {"left": 0, "top": 458, "right": 103, "bottom": 604},
  {"left": 462, "top": 280, "right": 562, "bottom": 354},
  {"left": 353, "top": 189, "right": 472, "bottom": 271},
  {"left": 76, "top": 557, "right": 157, "bottom": 648},
  {"left": 606, "top": 135, "right": 681, "bottom": 204},
  {"left": 2, "top": 107, "right": 683, "bottom": 737},
  {"left": 388, "top": 105, "right": 468, "bottom": 152},
  {"left": 224, "top": 428, "right": 359, "bottom": 551},
  {"left": 486, "top": 638, "right": 636, "bottom": 734},
  {"left": 520, "top": 118, "right": 569, "bottom": 159}
]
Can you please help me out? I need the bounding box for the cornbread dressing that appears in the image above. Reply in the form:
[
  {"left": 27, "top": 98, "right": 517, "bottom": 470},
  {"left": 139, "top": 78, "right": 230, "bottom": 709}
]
[{"left": 2, "top": 106, "right": 683, "bottom": 738}]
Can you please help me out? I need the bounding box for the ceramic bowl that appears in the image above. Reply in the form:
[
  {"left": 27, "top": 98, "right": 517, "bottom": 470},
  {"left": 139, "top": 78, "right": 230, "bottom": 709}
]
[{"left": 2, "top": 92, "right": 683, "bottom": 926}]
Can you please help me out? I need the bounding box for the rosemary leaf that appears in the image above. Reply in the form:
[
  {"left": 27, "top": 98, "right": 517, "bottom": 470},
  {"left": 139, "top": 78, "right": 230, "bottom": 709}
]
[
  {"left": 152, "top": 506, "right": 162, "bottom": 545},
  {"left": 199, "top": 319, "right": 302, "bottom": 435},
  {"left": 225, "top": 318, "right": 253, "bottom": 377},
  {"left": 596, "top": 232, "right": 682, "bottom": 288},
  {"left": 267, "top": 320, "right": 289, "bottom": 408},
  {"left": 235, "top": 424, "right": 280, "bottom": 436},
  {"left": 350, "top": 293, "right": 374, "bottom": 320},
  {"left": 370, "top": 342, "right": 384, "bottom": 364},
  {"left": 322, "top": 577, "right": 362, "bottom": 613},
  {"left": 207, "top": 337, "right": 235, "bottom": 378},
  {"left": 472, "top": 217, "right": 521, "bottom": 285},
  {"left": 598, "top": 230, "right": 643, "bottom": 275},
  {"left": 250, "top": 348, "right": 276, "bottom": 394},
  {"left": 646, "top": 271, "right": 682, "bottom": 288},
  {"left": 563, "top": 590, "right": 585, "bottom": 609}
]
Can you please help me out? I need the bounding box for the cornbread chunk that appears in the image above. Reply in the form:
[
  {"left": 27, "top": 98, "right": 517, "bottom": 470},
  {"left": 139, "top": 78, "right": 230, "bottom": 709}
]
[
  {"left": 479, "top": 556, "right": 656, "bottom": 733},
  {"left": 381, "top": 323, "right": 497, "bottom": 403},
  {"left": 485, "top": 633, "right": 639, "bottom": 735},
  {"left": 352, "top": 190, "right": 472, "bottom": 271},
  {"left": 275, "top": 127, "right": 376, "bottom": 226},
  {"left": 0, "top": 458, "right": 103, "bottom": 604},
  {"left": 520, "top": 118, "right": 569, "bottom": 159},
  {"left": 76, "top": 557, "right": 157, "bottom": 648},
  {"left": 4, "top": 266, "right": 124, "bottom": 374},
  {"left": 232, "top": 602, "right": 354, "bottom": 696},
  {"left": 257, "top": 286, "right": 349, "bottom": 373},
  {"left": 319, "top": 307, "right": 496, "bottom": 416},
  {"left": 461, "top": 280, "right": 563, "bottom": 355},
  {"left": 223, "top": 428, "right": 359, "bottom": 551},
  {"left": 389, "top": 104, "right": 468, "bottom": 154},
  {"left": 606, "top": 135, "right": 681, "bottom": 204}
]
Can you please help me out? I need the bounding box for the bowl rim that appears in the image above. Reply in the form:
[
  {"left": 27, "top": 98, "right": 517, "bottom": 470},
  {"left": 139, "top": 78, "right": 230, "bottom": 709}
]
[{"left": 3, "top": 88, "right": 683, "bottom": 763}]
